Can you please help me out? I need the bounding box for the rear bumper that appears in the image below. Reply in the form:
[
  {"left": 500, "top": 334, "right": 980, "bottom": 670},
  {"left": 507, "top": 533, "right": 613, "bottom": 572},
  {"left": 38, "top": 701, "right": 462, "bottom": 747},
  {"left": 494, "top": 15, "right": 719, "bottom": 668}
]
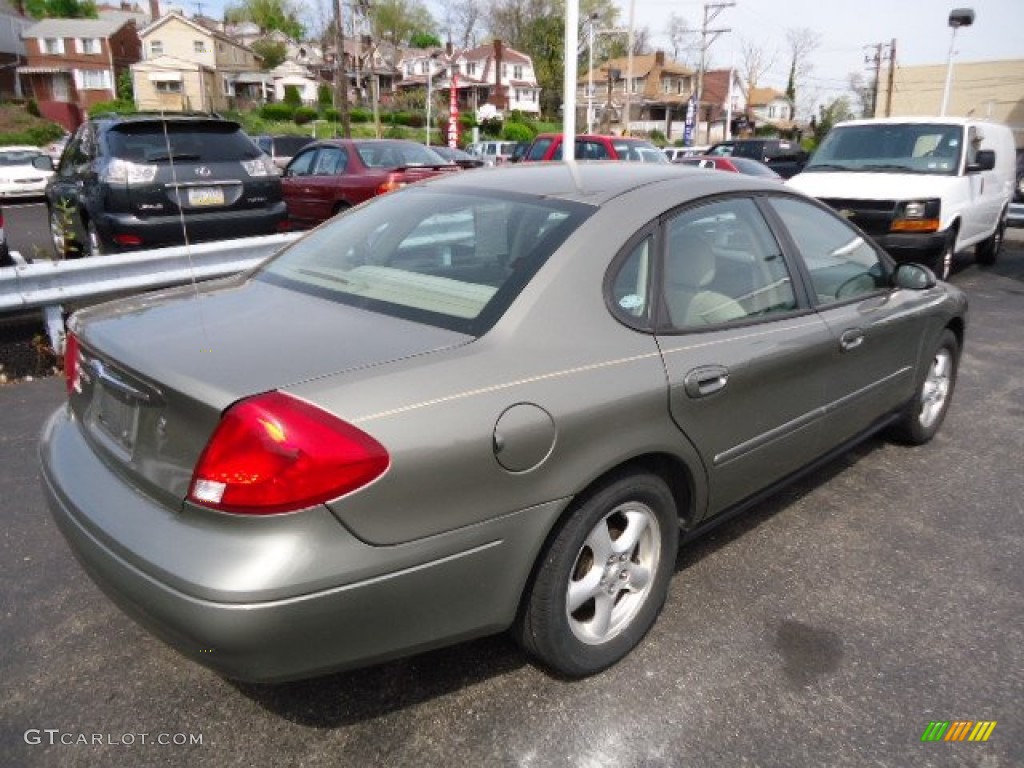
[
  {"left": 1008, "top": 202, "right": 1024, "bottom": 229},
  {"left": 40, "top": 407, "right": 561, "bottom": 682},
  {"left": 96, "top": 202, "right": 288, "bottom": 250}
]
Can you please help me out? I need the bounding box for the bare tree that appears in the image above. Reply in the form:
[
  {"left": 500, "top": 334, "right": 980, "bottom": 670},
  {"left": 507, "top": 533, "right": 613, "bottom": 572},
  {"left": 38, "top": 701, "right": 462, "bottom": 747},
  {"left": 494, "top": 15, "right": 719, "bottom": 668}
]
[
  {"left": 739, "top": 36, "right": 775, "bottom": 91},
  {"left": 848, "top": 72, "right": 875, "bottom": 118},
  {"left": 448, "top": 0, "right": 481, "bottom": 49},
  {"left": 784, "top": 26, "right": 821, "bottom": 117},
  {"left": 666, "top": 13, "right": 693, "bottom": 64}
]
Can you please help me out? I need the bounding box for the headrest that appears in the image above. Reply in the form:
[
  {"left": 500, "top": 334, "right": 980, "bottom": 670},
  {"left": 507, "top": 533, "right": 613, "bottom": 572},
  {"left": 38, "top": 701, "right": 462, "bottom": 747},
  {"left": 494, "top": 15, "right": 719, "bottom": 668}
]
[{"left": 666, "top": 232, "right": 715, "bottom": 289}]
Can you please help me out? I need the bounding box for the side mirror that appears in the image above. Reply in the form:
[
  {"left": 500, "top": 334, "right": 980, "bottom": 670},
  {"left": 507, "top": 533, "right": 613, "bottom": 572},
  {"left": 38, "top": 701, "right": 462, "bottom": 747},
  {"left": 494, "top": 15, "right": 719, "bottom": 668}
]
[
  {"left": 33, "top": 155, "right": 55, "bottom": 171},
  {"left": 894, "top": 263, "right": 937, "bottom": 290},
  {"left": 968, "top": 149, "right": 995, "bottom": 173}
]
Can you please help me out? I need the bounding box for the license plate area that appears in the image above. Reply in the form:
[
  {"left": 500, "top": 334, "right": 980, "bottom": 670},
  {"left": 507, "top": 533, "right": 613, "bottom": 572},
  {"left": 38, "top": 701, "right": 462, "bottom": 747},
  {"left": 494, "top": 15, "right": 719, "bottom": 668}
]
[
  {"left": 187, "top": 186, "right": 225, "bottom": 206},
  {"left": 93, "top": 384, "right": 140, "bottom": 456}
]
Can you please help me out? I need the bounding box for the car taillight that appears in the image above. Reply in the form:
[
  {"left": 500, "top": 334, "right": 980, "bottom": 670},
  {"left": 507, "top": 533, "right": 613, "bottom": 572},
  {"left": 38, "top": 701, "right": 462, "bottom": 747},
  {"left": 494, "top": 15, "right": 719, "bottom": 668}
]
[
  {"left": 100, "top": 158, "right": 157, "bottom": 184},
  {"left": 64, "top": 332, "right": 79, "bottom": 395},
  {"left": 188, "top": 391, "right": 389, "bottom": 515},
  {"left": 377, "top": 174, "right": 406, "bottom": 195},
  {"left": 113, "top": 233, "right": 143, "bottom": 246}
]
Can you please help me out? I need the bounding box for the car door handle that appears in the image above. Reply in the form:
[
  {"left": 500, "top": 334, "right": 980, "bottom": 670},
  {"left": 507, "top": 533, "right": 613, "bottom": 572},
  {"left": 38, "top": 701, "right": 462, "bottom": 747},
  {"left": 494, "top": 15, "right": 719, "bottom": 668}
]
[
  {"left": 683, "top": 365, "right": 730, "bottom": 398},
  {"left": 839, "top": 329, "right": 865, "bottom": 352}
]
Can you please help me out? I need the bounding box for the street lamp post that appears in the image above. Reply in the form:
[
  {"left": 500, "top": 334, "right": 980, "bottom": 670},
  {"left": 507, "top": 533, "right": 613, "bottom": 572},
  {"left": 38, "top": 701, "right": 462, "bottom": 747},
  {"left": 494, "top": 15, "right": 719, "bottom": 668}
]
[
  {"left": 586, "top": 13, "right": 598, "bottom": 134},
  {"left": 940, "top": 8, "right": 974, "bottom": 116},
  {"left": 425, "top": 52, "right": 440, "bottom": 145}
]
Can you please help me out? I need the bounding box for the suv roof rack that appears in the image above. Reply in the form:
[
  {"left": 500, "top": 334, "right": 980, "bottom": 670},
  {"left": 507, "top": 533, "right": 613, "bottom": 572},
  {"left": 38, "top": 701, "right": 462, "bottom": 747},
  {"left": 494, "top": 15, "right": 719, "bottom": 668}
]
[{"left": 90, "top": 111, "right": 226, "bottom": 121}]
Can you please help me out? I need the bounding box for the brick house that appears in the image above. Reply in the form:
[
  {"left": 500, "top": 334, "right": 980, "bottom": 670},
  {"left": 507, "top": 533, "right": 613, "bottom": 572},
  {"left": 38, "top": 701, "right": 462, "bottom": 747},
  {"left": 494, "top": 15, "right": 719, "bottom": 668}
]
[{"left": 19, "top": 18, "right": 142, "bottom": 130}]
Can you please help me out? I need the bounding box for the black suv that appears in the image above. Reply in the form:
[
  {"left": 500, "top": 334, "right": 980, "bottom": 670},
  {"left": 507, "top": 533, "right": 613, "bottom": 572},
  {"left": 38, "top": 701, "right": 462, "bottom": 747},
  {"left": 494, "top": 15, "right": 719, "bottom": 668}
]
[
  {"left": 705, "top": 138, "right": 809, "bottom": 179},
  {"left": 40, "top": 114, "right": 286, "bottom": 257}
]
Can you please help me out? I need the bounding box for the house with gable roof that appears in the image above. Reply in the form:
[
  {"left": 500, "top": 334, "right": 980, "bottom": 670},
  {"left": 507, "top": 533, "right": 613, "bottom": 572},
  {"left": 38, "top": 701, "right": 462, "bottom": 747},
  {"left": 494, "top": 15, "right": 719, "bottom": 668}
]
[
  {"left": 19, "top": 17, "right": 142, "bottom": 129},
  {"left": 132, "top": 10, "right": 262, "bottom": 112}
]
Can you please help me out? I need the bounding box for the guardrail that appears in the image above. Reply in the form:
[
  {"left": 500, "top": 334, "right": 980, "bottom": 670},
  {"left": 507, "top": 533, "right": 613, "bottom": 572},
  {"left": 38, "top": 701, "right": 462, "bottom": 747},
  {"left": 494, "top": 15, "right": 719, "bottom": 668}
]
[{"left": 0, "top": 232, "right": 302, "bottom": 354}]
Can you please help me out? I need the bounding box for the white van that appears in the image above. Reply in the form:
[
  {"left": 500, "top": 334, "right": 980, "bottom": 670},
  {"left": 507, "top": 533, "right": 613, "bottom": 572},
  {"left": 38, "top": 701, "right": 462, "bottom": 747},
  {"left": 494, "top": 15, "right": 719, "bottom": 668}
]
[{"left": 787, "top": 117, "right": 1015, "bottom": 279}]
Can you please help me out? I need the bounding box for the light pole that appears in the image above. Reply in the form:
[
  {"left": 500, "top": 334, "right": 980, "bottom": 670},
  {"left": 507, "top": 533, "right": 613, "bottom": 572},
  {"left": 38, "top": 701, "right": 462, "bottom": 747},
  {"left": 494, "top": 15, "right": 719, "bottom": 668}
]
[
  {"left": 940, "top": 8, "right": 974, "bottom": 116},
  {"left": 425, "top": 51, "right": 440, "bottom": 145},
  {"left": 586, "top": 12, "right": 598, "bottom": 134}
]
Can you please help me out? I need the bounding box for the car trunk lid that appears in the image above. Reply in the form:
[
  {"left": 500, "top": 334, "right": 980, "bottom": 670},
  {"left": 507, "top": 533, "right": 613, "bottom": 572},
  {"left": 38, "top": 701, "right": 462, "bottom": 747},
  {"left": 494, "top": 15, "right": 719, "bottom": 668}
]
[{"left": 68, "top": 277, "right": 472, "bottom": 508}]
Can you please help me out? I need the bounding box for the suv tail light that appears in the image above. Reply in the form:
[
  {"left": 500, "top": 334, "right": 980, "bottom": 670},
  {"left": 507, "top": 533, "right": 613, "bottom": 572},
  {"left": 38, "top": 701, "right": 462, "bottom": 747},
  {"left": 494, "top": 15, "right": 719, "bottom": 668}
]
[
  {"left": 241, "top": 156, "right": 276, "bottom": 177},
  {"left": 101, "top": 158, "right": 158, "bottom": 184},
  {"left": 188, "top": 391, "right": 389, "bottom": 515}
]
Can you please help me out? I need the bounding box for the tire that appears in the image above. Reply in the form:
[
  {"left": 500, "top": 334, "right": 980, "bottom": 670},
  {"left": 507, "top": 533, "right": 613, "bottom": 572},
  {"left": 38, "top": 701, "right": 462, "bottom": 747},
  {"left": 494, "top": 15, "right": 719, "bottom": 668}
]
[
  {"left": 934, "top": 232, "right": 956, "bottom": 281},
  {"left": 888, "top": 329, "right": 959, "bottom": 445},
  {"left": 49, "top": 206, "right": 77, "bottom": 259},
  {"left": 975, "top": 209, "right": 1006, "bottom": 266},
  {"left": 515, "top": 471, "right": 679, "bottom": 677}
]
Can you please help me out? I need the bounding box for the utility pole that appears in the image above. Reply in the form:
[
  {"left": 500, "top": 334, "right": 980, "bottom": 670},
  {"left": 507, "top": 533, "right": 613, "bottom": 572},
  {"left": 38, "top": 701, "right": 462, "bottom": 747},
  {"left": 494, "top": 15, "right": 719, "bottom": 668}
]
[
  {"left": 884, "top": 39, "right": 897, "bottom": 117},
  {"left": 865, "top": 40, "right": 896, "bottom": 118},
  {"left": 696, "top": 2, "right": 734, "bottom": 144}
]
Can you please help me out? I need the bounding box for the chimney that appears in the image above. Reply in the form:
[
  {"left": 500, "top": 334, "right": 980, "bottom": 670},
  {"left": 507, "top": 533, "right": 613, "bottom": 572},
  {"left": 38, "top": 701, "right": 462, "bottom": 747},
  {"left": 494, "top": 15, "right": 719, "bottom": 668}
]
[
  {"left": 491, "top": 39, "right": 506, "bottom": 110},
  {"left": 655, "top": 50, "right": 665, "bottom": 66},
  {"left": 149, "top": 0, "right": 160, "bottom": 20}
]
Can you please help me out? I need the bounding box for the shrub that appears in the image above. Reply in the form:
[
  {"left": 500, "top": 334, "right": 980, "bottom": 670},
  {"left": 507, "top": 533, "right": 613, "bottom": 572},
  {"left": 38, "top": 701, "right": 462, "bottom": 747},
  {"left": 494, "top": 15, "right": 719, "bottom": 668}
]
[
  {"left": 501, "top": 121, "right": 534, "bottom": 143},
  {"left": 317, "top": 84, "right": 333, "bottom": 107},
  {"left": 479, "top": 116, "right": 503, "bottom": 137},
  {"left": 349, "top": 107, "right": 370, "bottom": 123},
  {"left": 88, "top": 100, "right": 135, "bottom": 117},
  {"left": 0, "top": 122, "right": 66, "bottom": 146},
  {"left": 647, "top": 129, "right": 667, "bottom": 146},
  {"left": 321, "top": 108, "right": 340, "bottom": 122},
  {"left": 293, "top": 106, "right": 318, "bottom": 125},
  {"left": 26, "top": 98, "right": 40, "bottom": 117},
  {"left": 260, "top": 103, "right": 294, "bottom": 121},
  {"left": 283, "top": 85, "right": 302, "bottom": 107}
]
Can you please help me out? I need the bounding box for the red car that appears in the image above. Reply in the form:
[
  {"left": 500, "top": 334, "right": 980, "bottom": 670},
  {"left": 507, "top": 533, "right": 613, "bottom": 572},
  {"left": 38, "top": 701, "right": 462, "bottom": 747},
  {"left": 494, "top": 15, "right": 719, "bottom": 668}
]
[
  {"left": 282, "top": 139, "right": 459, "bottom": 228},
  {"left": 675, "top": 155, "right": 783, "bottom": 181},
  {"left": 523, "top": 133, "right": 669, "bottom": 163}
]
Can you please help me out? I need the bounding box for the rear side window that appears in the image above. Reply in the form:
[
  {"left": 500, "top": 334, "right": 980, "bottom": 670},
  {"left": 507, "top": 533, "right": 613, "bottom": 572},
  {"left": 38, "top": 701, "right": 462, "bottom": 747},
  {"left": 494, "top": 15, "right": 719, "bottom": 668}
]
[
  {"left": 260, "top": 188, "right": 595, "bottom": 334},
  {"left": 106, "top": 121, "right": 261, "bottom": 163},
  {"left": 356, "top": 142, "right": 445, "bottom": 168}
]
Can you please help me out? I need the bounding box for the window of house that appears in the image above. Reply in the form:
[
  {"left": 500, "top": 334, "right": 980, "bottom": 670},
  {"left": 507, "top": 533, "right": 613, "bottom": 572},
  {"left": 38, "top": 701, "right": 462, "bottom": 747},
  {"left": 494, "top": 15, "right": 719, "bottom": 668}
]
[
  {"left": 768, "top": 105, "right": 777, "bottom": 118},
  {"left": 631, "top": 78, "right": 640, "bottom": 94},
  {"left": 466, "top": 62, "right": 477, "bottom": 76},
  {"left": 150, "top": 40, "right": 163, "bottom": 56},
  {"left": 502, "top": 64, "right": 508, "bottom": 78},
  {"left": 222, "top": 75, "right": 231, "bottom": 96},
  {"left": 194, "top": 40, "right": 207, "bottom": 54},
  {"left": 420, "top": 61, "right": 429, "bottom": 74},
  {"left": 513, "top": 65, "right": 523, "bottom": 79},
  {"left": 79, "top": 69, "right": 111, "bottom": 90},
  {"left": 663, "top": 78, "right": 672, "bottom": 94},
  {"left": 78, "top": 38, "right": 100, "bottom": 54},
  {"left": 155, "top": 80, "right": 182, "bottom": 93},
  {"left": 43, "top": 38, "right": 63, "bottom": 55}
]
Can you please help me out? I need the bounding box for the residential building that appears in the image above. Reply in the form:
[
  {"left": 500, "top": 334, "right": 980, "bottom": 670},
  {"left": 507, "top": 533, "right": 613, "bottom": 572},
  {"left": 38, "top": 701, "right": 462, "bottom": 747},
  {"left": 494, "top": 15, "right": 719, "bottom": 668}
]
[
  {"left": 746, "top": 86, "right": 795, "bottom": 132},
  {"left": 132, "top": 11, "right": 262, "bottom": 112},
  {"left": 577, "top": 51, "right": 694, "bottom": 137},
  {"left": 0, "top": 0, "right": 31, "bottom": 100},
  {"left": 398, "top": 41, "right": 542, "bottom": 118},
  {"left": 19, "top": 18, "right": 142, "bottom": 130},
  {"left": 699, "top": 69, "right": 747, "bottom": 143},
  {"left": 875, "top": 58, "right": 1024, "bottom": 147}
]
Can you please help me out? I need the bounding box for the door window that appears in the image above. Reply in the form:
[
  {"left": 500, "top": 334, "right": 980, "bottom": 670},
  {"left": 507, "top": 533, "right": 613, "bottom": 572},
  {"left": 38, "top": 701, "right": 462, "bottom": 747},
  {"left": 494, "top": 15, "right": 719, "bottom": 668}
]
[
  {"left": 768, "top": 197, "right": 888, "bottom": 304},
  {"left": 286, "top": 149, "right": 316, "bottom": 177},
  {"left": 662, "top": 198, "right": 797, "bottom": 329}
]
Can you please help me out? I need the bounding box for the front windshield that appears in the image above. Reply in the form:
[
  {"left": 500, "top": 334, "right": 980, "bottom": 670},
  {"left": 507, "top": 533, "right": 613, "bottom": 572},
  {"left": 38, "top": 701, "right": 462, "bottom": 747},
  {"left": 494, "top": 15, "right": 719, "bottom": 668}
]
[
  {"left": 806, "top": 123, "right": 965, "bottom": 175},
  {"left": 258, "top": 187, "right": 594, "bottom": 335}
]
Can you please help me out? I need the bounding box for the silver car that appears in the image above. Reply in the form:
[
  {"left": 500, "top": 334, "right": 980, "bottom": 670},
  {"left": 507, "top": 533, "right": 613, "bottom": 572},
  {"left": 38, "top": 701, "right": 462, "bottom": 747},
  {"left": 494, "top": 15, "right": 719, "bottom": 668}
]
[{"left": 41, "top": 163, "right": 966, "bottom": 682}]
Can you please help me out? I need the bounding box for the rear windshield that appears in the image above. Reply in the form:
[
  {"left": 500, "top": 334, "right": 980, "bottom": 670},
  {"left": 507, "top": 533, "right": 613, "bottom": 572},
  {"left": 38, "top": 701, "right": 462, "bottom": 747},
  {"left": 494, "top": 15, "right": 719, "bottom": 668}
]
[
  {"left": 0, "top": 149, "right": 43, "bottom": 165},
  {"left": 107, "top": 121, "right": 262, "bottom": 163},
  {"left": 258, "top": 187, "right": 595, "bottom": 335},
  {"left": 355, "top": 141, "right": 447, "bottom": 168}
]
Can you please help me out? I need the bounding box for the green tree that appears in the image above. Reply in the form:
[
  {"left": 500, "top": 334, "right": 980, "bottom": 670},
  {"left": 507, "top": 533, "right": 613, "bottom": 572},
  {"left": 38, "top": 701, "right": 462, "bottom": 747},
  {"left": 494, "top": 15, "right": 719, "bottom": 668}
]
[
  {"left": 26, "top": 0, "right": 97, "bottom": 18},
  {"left": 226, "top": 0, "right": 304, "bottom": 41},
  {"left": 812, "top": 96, "right": 854, "bottom": 144},
  {"left": 251, "top": 39, "right": 287, "bottom": 70},
  {"left": 371, "top": 0, "right": 438, "bottom": 46},
  {"left": 409, "top": 32, "right": 442, "bottom": 49}
]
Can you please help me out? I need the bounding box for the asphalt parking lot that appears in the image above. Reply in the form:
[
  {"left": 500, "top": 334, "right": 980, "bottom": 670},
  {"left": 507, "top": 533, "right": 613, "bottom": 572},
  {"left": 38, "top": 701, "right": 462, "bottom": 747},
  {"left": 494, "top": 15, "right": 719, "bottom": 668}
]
[{"left": 1, "top": 229, "right": 1022, "bottom": 767}]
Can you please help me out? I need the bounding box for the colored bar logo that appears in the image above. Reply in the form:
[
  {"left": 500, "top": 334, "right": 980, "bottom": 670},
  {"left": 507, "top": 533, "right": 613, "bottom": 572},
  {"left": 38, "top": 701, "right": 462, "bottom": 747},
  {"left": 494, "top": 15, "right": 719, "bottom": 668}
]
[{"left": 921, "top": 721, "right": 997, "bottom": 742}]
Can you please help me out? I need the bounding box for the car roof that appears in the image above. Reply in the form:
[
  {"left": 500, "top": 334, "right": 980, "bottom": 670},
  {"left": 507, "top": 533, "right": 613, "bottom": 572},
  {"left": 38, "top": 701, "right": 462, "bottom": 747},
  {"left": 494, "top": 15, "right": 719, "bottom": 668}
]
[{"left": 418, "top": 160, "right": 785, "bottom": 206}]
